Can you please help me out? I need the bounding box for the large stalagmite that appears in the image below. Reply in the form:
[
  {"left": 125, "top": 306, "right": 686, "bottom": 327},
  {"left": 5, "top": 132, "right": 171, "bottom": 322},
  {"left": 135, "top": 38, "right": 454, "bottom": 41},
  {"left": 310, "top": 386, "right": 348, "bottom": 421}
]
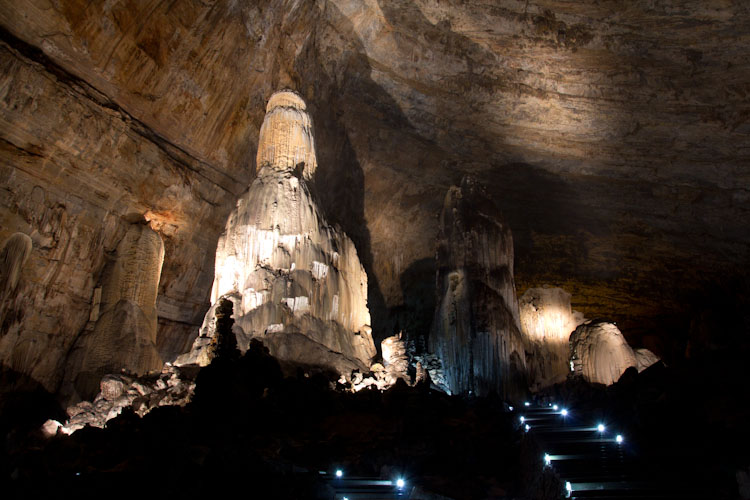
[
  {"left": 179, "top": 90, "right": 375, "bottom": 375},
  {"left": 430, "top": 176, "right": 528, "bottom": 398},
  {"left": 569, "top": 320, "right": 637, "bottom": 386},
  {"left": 63, "top": 223, "right": 164, "bottom": 400}
]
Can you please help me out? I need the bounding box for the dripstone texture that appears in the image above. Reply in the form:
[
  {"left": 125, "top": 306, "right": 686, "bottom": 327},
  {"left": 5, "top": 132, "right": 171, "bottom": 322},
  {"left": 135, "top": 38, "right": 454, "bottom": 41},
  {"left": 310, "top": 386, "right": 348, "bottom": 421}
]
[
  {"left": 430, "top": 176, "right": 528, "bottom": 397},
  {"left": 519, "top": 286, "right": 585, "bottom": 390},
  {"left": 569, "top": 320, "right": 637, "bottom": 386},
  {"left": 62, "top": 222, "right": 164, "bottom": 401},
  {"left": 180, "top": 91, "right": 376, "bottom": 376}
]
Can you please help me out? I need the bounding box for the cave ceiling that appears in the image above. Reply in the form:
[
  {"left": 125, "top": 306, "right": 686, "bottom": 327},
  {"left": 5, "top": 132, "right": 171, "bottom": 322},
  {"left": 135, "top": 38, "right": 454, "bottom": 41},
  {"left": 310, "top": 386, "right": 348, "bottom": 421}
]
[{"left": 1, "top": 0, "right": 748, "bottom": 373}]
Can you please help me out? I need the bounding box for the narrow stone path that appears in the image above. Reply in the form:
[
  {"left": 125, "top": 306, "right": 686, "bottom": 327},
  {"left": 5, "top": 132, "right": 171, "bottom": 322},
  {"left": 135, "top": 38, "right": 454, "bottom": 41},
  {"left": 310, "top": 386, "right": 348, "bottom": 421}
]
[{"left": 518, "top": 403, "right": 712, "bottom": 499}]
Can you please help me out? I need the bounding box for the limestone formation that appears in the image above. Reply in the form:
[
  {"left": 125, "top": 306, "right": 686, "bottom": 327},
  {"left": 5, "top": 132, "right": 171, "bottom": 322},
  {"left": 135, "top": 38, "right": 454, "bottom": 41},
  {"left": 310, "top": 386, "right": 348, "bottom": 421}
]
[
  {"left": 0, "top": 232, "right": 32, "bottom": 300},
  {"left": 569, "top": 320, "right": 662, "bottom": 385},
  {"left": 1, "top": 1, "right": 749, "bottom": 395},
  {"left": 62, "top": 363, "right": 196, "bottom": 434},
  {"left": 179, "top": 91, "right": 375, "bottom": 376},
  {"left": 569, "top": 320, "right": 638, "bottom": 386},
  {"left": 634, "top": 348, "right": 660, "bottom": 373},
  {"left": 519, "top": 287, "right": 586, "bottom": 390},
  {"left": 381, "top": 333, "right": 410, "bottom": 385},
  {"left": 256, "top": 91, "right": 317, "bottom": 180},
  {"left": 63, "top": 223, "right": 165, "bottom": 401},
  {"left": 430, "top": 176, "right": 528, "bottom": 398}
]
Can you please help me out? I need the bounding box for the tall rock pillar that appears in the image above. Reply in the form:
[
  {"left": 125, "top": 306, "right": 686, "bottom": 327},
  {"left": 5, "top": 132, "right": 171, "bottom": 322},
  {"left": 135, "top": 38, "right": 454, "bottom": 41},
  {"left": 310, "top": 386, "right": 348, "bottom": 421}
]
[
  {"left": 181, "top": 90, "right": 375, "bottom": 376},
  {"left": 430, "top": 176, "right": 528, "bottom": 398},
  {"left": 64, "top": 222, "right": 164, "bottom": 400}
]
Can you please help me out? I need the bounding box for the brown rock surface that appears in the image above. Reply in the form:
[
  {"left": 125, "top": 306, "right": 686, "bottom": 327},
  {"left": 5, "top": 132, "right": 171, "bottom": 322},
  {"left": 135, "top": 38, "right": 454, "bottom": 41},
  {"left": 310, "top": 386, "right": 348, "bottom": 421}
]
[
  {"left": 0, "top": 1, "right": 748, "bottom": 391},
  {"left": 62, "top": 222, "right": 164, "bottom": 401}
]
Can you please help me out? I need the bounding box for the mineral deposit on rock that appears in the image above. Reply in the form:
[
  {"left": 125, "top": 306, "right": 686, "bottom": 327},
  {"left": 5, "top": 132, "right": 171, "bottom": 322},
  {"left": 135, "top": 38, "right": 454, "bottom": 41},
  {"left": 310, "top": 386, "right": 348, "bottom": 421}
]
[
  {"left": 519, "top": 287, "right": 586, "bottom": 390},
  {"left": 430, "top": 176, "right": 528, "bottom": 398},
  {"left": 634, "top": 347, "right": 660, "bottom": 373},
  {"left": 569, "top": 320, "right": 638, "bottom": 386},
  {"left": 179, "top": 91, "right": 375, "bottom": 376},
  {"left": 63, "top": 223, "right": 165, "bottom": 401},
  {"left": 381, "top": 333, "right": 410, "bottom": 385}
]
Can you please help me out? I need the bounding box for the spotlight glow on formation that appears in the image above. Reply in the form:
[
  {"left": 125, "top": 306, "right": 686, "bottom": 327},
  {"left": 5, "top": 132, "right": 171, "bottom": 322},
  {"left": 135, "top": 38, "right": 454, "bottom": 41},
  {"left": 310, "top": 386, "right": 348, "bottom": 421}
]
[
  {"left": 561, "top": 409, "right": 568, "bottom": 416},
  {"left": 509, "top": 406, "right": 514, "bottom": 411},
  {"left": 525, "top": 424, "right": 531, "bottom": 432},
  {"left": 524, "top": 401, "right": 530, "bottom": 407},
  {"left": 616, "top": 434, "right": 623, "bottom": 444},
  {"left": 520, "top": 416, "right": 525, "bottom": 423},
  {"left": 597, "top": 424, "right": 605, "bottom": 432},
  {"left": 544, "top": 453, "right": 551, "bottom": 466},
  {"left": 553, "top": 404, "right": 559, "bottom": 410},
  {"left": 336, "top": 469, "right": 343, "bottom": 478},
  {"left": 396, "top": 478, "right": 405, "bottom": 489}
]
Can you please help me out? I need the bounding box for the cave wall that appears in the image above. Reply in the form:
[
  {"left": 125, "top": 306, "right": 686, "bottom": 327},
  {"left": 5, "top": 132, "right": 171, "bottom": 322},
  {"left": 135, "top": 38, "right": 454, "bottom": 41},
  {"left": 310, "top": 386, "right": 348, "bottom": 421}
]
[{"left": 0, "top": 0, "right": 748, "bottom": 391}]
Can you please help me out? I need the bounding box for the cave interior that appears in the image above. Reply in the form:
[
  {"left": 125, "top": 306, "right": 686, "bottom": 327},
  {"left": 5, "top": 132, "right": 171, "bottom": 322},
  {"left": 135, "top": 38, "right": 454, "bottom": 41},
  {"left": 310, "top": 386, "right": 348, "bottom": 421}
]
[{"left": 0, "top": 1, "right": 749, "bottom": 498}]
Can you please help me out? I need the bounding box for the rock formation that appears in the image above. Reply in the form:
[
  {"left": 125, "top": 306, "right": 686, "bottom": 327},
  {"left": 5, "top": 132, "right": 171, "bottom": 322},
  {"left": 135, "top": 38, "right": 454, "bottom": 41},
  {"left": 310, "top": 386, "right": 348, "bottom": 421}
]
[
  {"left": 430, "top": 176, "right": 528, "bottom": 398},
  {"left": 381, "top": 333, "right": 410, "bottom": 385},
  {"left": 634, "top": 348, "right": 661, "bottom": 373},
  {"left": 568, "top": 320, "right": 634, "bottom": 386},
  {"left": 519, "top": 287, "right": 585, "bottom": 390},
  {"left": 569, "top": 320, "right": 661, "bottom": 385},
  {"left": 0, "top": 232, "right": 32, "bottom": 300},
  {"left": 178, "top": 91, "right": 375, "bottom": 377},
  {"left": 59, "top": 363, "right": 196, "bottom": 434},
  {"left": 63, "top": 223, "right": 164, "bottom": 401},
  {"left": 1, "top": 2, "right": 748, "bottom": 395}
]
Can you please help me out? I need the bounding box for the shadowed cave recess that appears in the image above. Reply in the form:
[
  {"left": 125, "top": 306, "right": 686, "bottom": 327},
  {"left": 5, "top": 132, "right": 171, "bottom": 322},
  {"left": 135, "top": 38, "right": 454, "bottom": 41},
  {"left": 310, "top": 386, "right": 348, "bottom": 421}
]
[{"left": 0, "top": 1, "right": 749, "bottom": 498}]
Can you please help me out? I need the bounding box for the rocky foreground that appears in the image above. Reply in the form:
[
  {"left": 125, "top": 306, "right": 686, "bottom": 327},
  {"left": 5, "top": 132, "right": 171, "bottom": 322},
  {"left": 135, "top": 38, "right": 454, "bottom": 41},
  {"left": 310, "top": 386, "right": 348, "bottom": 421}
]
[{"left": 1, "top": 339, "right": 748, "bottom": 499}]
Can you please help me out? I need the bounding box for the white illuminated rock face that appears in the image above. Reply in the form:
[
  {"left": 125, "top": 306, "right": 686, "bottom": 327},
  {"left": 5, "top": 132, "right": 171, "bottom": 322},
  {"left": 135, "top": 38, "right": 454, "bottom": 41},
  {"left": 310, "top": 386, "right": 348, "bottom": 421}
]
[
  {"left": 381, "top": 333, "right": 410, "bottom": 384},
  {"left": 569, "top": 320, "right": 638, "bottom": 386},
  {"left": 63, "top": 223, "right": 164, "bottom": 400},
  {"left": 180, "top": 91, "right": 375, "bottom": 374},
  {"left": 430, "top": 176, "right": 528, "bottom": 398},
  {"left": 520, "top": 287, "right": 586, "bottom": 390},
  {"left": 256, "top": 91, "right": 317, "bottom": 181}
]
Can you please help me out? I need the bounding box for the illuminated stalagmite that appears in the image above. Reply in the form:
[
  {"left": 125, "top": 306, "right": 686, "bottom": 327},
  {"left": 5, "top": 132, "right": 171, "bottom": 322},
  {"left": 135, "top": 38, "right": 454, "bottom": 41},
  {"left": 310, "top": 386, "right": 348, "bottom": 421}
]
[
  {"left": 520, "top": 287, "right": 585, "bottom": 390},
  {"left": 569, "top": 320, "right": 636, "bottom": 386},
  {"left": 381, "top": 333, "right": 410, "bottom": 384},
  {"left": 179, "top": 91, "right": 375, "bottom": 375},
  {"left": 569, "top": 320, "right": 660, "bottom": 385},
  {"left": 430, "top": 176, "right": 528, "bottom": 397},
  {"left": 64, "top": 223, "right": 164, "bottom": 400}
]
